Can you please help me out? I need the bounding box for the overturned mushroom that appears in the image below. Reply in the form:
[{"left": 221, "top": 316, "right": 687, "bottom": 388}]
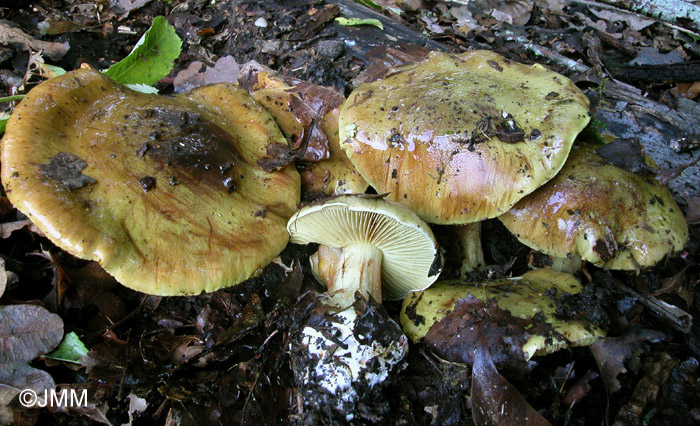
[
  {"left": 499, "top": 143, "right": 688, "bottom": 270},
  {"left": 287, "top": 195, "right": 442, "bottom": 418},
  {"left": 338, "top": 50, "right": 590, "bottom": 274},
  {"left": 1, "top": 67, "right": 300, "bottom": 295},
  {"left": 400, "top": 268, "right": 605, "bottom": 366}
]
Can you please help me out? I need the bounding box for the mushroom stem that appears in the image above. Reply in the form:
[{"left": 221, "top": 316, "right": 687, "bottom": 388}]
[
  {"left": 311, "top": 243, "right": 383, "bottom": 308},
  {"left": 551, "top": 254, "right": 583, "bottom": 274},
  {"left": 457, "top": 222, "right": 485, "bottom": 277}
]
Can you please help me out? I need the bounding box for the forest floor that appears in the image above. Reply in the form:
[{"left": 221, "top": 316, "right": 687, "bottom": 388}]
[{"left": 0, "top": 0, "right": 699, "bottom": 425}]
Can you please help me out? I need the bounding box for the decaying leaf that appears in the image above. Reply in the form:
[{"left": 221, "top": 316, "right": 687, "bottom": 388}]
[
  {"left": 0, "top": 219, "right": 40, "bottom": 239},
  {"left": 423, "top": 295, "right": 534, "bottom": 374},
  {"left": 0, "top": 258, "right": 18, "bottom": 298},
  {"left": 0, "top": 304, "right": 63, "bottom": 363},
  {"left": 173, "top": 56, "right": 239, "bottom": 93},
  {"left": 471, "top": 338, "right": 553, "bottom": 426},
  {"left": 0, "top": 361, "right": 56, "bottom": 411},
  {"left": 687, "top": 197, "right": 700, "bottom": 223},
  {"left": 595, "top": 138, "right": 654, "bottom": 175},
  {"left": 590, "top": 328, "right": 665, "bottom": 394}
]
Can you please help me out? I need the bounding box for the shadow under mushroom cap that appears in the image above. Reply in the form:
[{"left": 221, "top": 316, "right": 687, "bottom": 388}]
[{"left": 1, "top": 68, "right": 300, "bottom": 295}]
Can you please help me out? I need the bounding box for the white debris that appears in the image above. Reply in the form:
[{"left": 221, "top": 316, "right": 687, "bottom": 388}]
[{"left": 300, "top": 306, "right": 408, "bottom": 420}]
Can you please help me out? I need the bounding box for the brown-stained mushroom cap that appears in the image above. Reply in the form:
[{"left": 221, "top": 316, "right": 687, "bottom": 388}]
[
  {"left": 1, "top": 67, "right": 300, "bottom": 295},
  {"left": 400, "top": 268, "right": 606, "bottom": 360},
  {"left": 499, "top": 143, "right": 688, "bottom": 270},
  {"left": 339, "top": 50, "right": 590, "bottom": 224}
]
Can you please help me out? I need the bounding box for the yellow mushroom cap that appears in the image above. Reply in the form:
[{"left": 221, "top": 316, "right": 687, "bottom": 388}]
[
  {"left": 400, "top": 268, "right": 606, "bottom": 359},
  {"left": 338, "top": 50, "right": 590, "bottom": 224},
  {"left": 287, "top": 195, "right": 442, "bottom": 300},
  {"left": 499, "top": 143, "right": 688, "bottom": 270},
  {"left": 1, "top": 68, "right": 300, "bottom": 295}
]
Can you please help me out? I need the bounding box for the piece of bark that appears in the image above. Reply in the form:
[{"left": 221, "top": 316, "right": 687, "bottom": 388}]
[
  {"left": 597, "top": 0, "right": 700, "bottom": 32},
  {"left": 0, "top": 20, "right": 69, "bottom": 60},
  {"left": 594, "top": 80, "right": 700, "bottom": 205},
  {"left": 328, "top": 0, "right": 446, "bottom": 64}
]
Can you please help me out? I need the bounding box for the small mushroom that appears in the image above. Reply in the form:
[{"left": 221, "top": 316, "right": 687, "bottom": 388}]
[
  {"left": 1, "top": 67, "right": 300, "bottom": 295},
  {"left": 498, "top": 143, "right": 688, "bottom": 270},
  {"left": 338, "top": 50, "right": 590, "bottom": 274},
  {"left": 287, "top": 195, "right": 443, "bottom": 417},
  {"left": 287, "top": 195, "right": 443, "bottom": 308},
  {"left": 400, "top": 268, "right": 606, "bottom": 362}
]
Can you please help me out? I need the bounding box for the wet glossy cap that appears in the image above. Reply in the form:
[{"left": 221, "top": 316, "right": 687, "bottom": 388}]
[
  {"left": 400, "top": 268, "right": 606, "bottom": 359},
  {"left": 339, "top": 50, "right": 590, "bottom": 224},
  {"left": 1, "top": 67, "right": 300, "bottom": 295},
  {"left": 499, "top": 143, "right": 688, "bottom": 269},
  {"left": 287, "top": 195, "right": 443, "bottom": 300}
]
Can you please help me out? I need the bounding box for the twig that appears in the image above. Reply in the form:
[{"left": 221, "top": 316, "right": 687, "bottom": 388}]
[
  {"left": 618, "top": 284, "right": 693, "bottom": 333},
  {"left": 570, "top": 0, "right": 700, "bottom": 39}
]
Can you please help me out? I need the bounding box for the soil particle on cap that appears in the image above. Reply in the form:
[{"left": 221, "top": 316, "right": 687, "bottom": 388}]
[
  {"left": 139, "top": 176, "right": 156, "bottom": 192},
  {"left": 37, "top": 152, "right": 97, "bottom": 189}
]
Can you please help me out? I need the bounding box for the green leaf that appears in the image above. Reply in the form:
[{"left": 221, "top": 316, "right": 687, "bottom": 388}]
[
  {"left": 0, "top": 117, "right": 8, "bottom": 135},
  {"left": 335, "top": 17, "right": 384, "bottom": 30},
  {"left": 104, "top": 16, "right": 182, "bottom": 86},
  {"left": 42, "top": 332, "right": 88, "bottom": 364},
  {"left": 125, "top": 83, "right": 160, "bottom": 94}
]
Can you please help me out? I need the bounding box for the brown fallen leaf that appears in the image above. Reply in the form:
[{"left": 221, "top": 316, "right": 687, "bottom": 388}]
[
  {"left": 0, "top": 219, "right": 41, "bottom": 239},
  {"left": 0, "top": 304, "right": 63, "bottom": 363},
  {"left": 173, "top": 56, "right": 239, "bottom": 93},
  {"left": 423, "top": 295, "right": 548, "bottom": 375},
  {"left": 0, "top": 20, "right": 69, "bottom": 60},
  {"left": 590, "top": 328, "right": 665, "bottom": 394},
  {"left": 471, "top": 338, "right": 553, "bottom": 426}
]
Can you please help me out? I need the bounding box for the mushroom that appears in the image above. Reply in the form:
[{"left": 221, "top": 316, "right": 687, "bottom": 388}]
[
  {"left": 287, "top": 195, "right": 443, "bottom": 308},
  {"left": 247, "top": 71, "right": 368, "bottom": 195},
  {"left": 338, "top": 50, "right": 590, "bottom": 274},
  {"left": 1, "top": 67, "right": 300, "bottom": 295},
  {"left": 286, "top": 194, "right": 442, "bottom": 418},
  {"left": 498, "top": 142, "right": 688, "bottom": 271},
  {"left": 400, "top": 268, "right": 606, "bottom": 363}
]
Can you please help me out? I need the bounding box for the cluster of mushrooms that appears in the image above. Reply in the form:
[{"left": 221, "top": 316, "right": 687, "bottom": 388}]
[{"left": 0, "top": 50, "right": 688, "bottom": 419}]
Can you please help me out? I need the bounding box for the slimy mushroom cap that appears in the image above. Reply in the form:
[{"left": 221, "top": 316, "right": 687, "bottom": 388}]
[
  {"left": 339, "top": 50, "right": 590, "bottom": 224},
  {"left": 1, "top": 68, "right": 300, "bottom": 295}
]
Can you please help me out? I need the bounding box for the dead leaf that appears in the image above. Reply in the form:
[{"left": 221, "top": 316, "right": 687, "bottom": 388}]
[
  {"left": 595, "top": 138, "right": 654, "bottom": 175},
  {"left": 423, "top": 295, "right": 542, "bottom": 375},
  {"left": 0, "top": 304, "right": 63, "bottom": 363},
  {"left": 590, "top": 328, "right": 665, "bottom": 394},
  {"left": 653, "top": 268, "right": 694, "bottom": 307},
  {"left": 0, "top": 258, "right": 19, "bottom": 298},
  {"left": 0, "top": 20, "right": 70, "bottom": 60},
  {"left": 110, "top": 0, "right": 152, "bottom": 15},
  {"left": 0, "top": 219, "right": 39, "bottom": 239},
  {"left": 173, "top": 56, "right": 239, "bottom": 93},
  {"left": 687, "top": 197, "right": 700, "bottom": 223},
  {"left": 473, "top": 0, "right": 533, "bottom": 26},
  {"left": 471, "top": 338, "right": 553, "bottom": 426},
  {"left": 0, "top": 361, "right": 56, "bottom": 410}
]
